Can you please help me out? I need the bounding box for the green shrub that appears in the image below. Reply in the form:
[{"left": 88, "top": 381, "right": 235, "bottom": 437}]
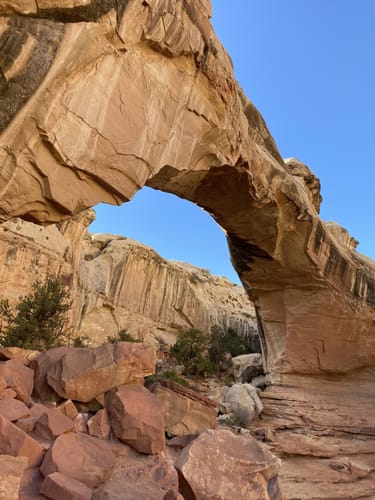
[
  {"left": 0, "top": 275, "right": 72, "bottom": 351},
  {"left": 171, "top": 328, "right": 214, "bottom": 376},
  {"left": 106, "top": 329, "right": 141, "bottom": 344}
]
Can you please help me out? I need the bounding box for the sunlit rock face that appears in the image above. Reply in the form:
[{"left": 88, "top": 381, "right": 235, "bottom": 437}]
[
  {"left": 0, "top": 211, "right": 257, "bottom": 345},
  {"left": 1, "top": 2, "right": 375, "bottom": 494}
]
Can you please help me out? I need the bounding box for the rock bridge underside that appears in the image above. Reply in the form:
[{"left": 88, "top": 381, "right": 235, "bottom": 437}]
[{"left": 1, "top": 1, "right": 375, "bottom": 497}]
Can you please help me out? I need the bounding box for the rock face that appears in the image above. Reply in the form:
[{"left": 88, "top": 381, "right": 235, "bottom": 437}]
[
  {"left": 0, "top": 213, "right": 257, "bottom": 345},
  {"left": 1, "top": 1, "right": 375, "bottom": 497}
]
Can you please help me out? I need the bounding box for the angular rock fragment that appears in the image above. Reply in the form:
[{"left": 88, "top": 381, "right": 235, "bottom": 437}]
[
  {"left": 40, "top": 472, "right": 92, "bottom": 500},
  {"left": 106, "top": 385, "right": 165, "bottom": 454},
  {"left": 40, "top": 432, "right": 115, "bottom": 488},
  {"left": 93, "top": 446, "right": 178, "bottom": 500},
  {"left": 47, "top": 342, "right": 156, "bottom": 402},
  {"left": 88, "top": 408, "right": 111, "bottom": 440},
  {"left": 34, "top": 408, "right": 74, "bottom": 440},
  {"left": 0, "top": 398, "right": 30, "bottom": 421},
  {"left": 175, "top": 429, "right": 282, "bottom": 500},
  {"left": 0, "top": 415, "right": 44, "bottom": 466},
  {"left": 151, "top": 380, "right": 217, "bottom": 435},
  {"left": 0, "top": 358, "right": 34, "bottom": 402},
  {"left": 57, "top": 399, "right": 78, "bottom": 420},
  {"left": 0, "top": 455, "right": 28, "bottom": 500}
]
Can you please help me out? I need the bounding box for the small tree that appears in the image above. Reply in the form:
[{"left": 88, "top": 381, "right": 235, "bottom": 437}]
[
  {"left": 171, "top": 328, "right": 213, "bottom": 376},
  {"left": 0, "top": 275, "right": 72, "bottom": 351}
]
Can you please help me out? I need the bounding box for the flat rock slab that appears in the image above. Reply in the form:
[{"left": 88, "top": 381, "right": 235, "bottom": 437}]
[
  {"left": 34, "top": 408, "right": 74, "bottom": 440},
  {"left": 93, "top": 445, "right": 178, "bottom": 500},
  {"left": 175, "top": 429, "right": 282, "bottom": 500}
]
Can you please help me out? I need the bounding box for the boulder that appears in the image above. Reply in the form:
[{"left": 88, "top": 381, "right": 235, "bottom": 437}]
[
  {"left": 34, "top": 408, "right": 74, "bottom": 440},
  {"left": 106, "top": 385, "right": 165, "bottom": 454},
  {"left": 0, "top": 358, "right": 34, "bottom": 402},
  {"left": 224, "top": 383, "right": 263, "bottom": 427},
  {"left": 46, "top": 342, "right": 156, "bottom": 402},
  {"left": 93, "top": 445, "right": 179, "bottom": 500},
  {"left": 151, "top": 380, "right": 217, "bottom": 435},
  {"left": 40, "top": 472, "right": 92, "bottom": 500},
  {"left": 87, "top": 409, "right": 111, "bottom": 440},
  {"left": 0, "top": 415, "right": 44, "bottom": 466},
  {"left": 16, "top": 416, "right": 39, "bottom": 434},
  {"left": 0, "top": 398, "right": 30, "bottom": 421},
  {"left": 175, "top": 429, "right": 282, "bottom": 500},
  {"left": 31, "top": 347, "right": 75, "bottom": 401},
  {"left": 0, "top": 455, "right": 28, "bottom": 500},
  {"left": 232, "top": 353, "right": 263, "bottom": 383},
  {"left": 40, "top": 432, "right": 115, "bottom": 488}
]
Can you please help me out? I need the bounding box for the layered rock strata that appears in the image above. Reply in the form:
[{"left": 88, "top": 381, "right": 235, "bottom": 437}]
[
  {"left": 0, "top": 212, "right": 257, "bottom": 344},
  {"left": 1, "top": 1, "right": 375, "bottom": 497}
]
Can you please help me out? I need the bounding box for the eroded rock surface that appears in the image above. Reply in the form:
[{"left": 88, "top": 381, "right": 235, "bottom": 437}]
[
  {"left": 0, "top": 213, "right": 257, "bottom": 345},
  {"left": 1, "top": 1, "right": 375, "bottom": 497}
]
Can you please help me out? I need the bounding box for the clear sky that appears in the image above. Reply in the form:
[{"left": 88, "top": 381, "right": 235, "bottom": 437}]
[{"left": 91, "top": 1, "right": 375, "bottom": 285}]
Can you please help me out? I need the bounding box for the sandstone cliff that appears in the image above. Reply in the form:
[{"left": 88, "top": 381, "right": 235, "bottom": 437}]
[
  {"left": 0, "top": 211, "right": 257, "bottom": 345},
  {"left": 1, "top": 1, "right": 375, "bottom": 497}
]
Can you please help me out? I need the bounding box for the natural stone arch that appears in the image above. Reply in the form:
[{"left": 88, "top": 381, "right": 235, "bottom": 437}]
[{"left": 0, "top": 0, "right": 374, "bottom": 387}]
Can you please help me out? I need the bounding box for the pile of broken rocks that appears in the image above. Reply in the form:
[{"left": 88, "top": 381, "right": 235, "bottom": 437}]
[{"left": 0, "top": 342, "right": 283, "bottom": 499}]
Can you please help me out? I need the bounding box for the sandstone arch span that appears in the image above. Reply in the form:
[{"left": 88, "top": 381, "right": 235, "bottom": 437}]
[{"left": 0, "top": 0, "right": 374, "bottom": 385}]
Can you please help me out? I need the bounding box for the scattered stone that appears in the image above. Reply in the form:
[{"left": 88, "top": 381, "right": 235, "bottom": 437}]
[
  {"left": 224, "top": 384, "right": 263, "bottom": 427},
  {"left": 47, "top": 342, "right": 156, "bottom": 402},
  {"left": 16, "top": 416, "right": 39, "bottom": 434},
  {"left": 34, "top": 408, "right": 74, "bottom": 440},
  {"left": 175, "top": 429, "right": 281, "bottom": 500},
  {"left": 40, "top": 472, "right": 92, "bottom": 500},
  {"left": 40, "top": 432, "right": 115, "bottom": 488},
  {"left": 0, "top": 358, "right": 34, "bottom": 402},
  {"left": 0, "top": 455, "right": 28, "bottom": 500},
  {"left": 0, "top": 415, "right": 44, "bottom": 466},
  {"left": 232, "top": 353, "right": 263, "bottom": 383},
  {"left": 57, "top": 399, "right": 78, "bottom": 420},
  {"left": 0, "top": 388, "right": 17, "bottom": 400},
  {"left": 88, "top": 409, "right": 111, "bottom": 440},
  {"left": 106, "top": 385, "right": 165, "bottom": 454},
  {"left": 0, "top": 347, "right": 40, "bottom": 366},
  {"left": 151, "top": 380, "right": 217, "bottom": 436},
  {"left": 0, "top": 398, "right": 30, "bottom": 421}
]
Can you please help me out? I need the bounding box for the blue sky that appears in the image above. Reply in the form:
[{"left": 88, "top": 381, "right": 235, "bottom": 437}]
[{"left": 91, "top": 1, "right": 375, "bottom": 284}]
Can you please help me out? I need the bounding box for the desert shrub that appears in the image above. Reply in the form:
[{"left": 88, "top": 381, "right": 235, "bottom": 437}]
[
  {"left": 0, "top": 275, "right": 72, "bottom": 351},
  {"left": 208, "top": 325, "right": 260, "bottom": 372},
  {"left": 171, "top": 328, "right": 214, "bottom": 376},
  {"left": 106, "top": 329, "right": 141, "bottom": 344}
]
